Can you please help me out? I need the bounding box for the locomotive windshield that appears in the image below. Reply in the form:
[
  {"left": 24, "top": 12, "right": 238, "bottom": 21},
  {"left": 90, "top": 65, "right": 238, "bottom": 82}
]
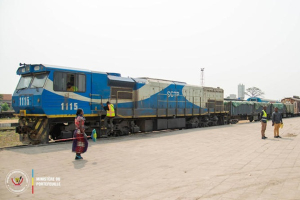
[
  {"left": 30, "top": 73, "right": 48, "bottom": 88},
  {"left": 16, "top": 76, "right": 32, "bottom": 90}
]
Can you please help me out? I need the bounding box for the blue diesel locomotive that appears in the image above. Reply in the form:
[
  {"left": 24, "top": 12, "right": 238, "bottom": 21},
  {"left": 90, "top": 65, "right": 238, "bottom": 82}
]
[{"left": 13, "top": 64, "right": 226, "bottom": 144}]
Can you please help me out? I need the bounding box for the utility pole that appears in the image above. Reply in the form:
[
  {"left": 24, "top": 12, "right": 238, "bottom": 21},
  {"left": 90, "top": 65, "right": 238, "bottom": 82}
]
[{"left": 201, "top": 68, "right": 205, "bottom": 87}]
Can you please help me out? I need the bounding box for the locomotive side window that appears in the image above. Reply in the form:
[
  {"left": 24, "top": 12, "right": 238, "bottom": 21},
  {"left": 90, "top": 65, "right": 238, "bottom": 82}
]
[
  {"left": 77, "top": 74, "right": 86, "bottom": 92},
  {"left": 53, "top": 72, "right": 67, "bottom": 91},
  {"left": 53, "top": 72, "right": 86, "bottom": 92},
  {"left": 111, "top": 87, "right": 133, "bottom": 100}
]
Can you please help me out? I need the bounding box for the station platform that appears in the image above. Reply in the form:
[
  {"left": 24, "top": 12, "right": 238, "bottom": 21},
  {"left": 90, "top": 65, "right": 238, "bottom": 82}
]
[{"left": 1, "top": 118, "right": 300, "bottom": 200}]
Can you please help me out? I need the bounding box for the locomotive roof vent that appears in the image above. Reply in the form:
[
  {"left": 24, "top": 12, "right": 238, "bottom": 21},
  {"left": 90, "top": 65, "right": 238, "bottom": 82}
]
[{"left": 107, "top": 73, "right": 121, "bottom": 77}]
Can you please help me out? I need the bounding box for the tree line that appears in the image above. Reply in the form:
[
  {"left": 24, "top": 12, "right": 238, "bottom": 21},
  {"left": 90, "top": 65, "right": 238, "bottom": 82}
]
[{"left": 0, "top": 94, "right": 11, "bottom": 111}]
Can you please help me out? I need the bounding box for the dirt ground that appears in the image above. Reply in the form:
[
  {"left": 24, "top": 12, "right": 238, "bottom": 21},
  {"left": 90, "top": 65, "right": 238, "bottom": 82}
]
[
  {"left": 0, "top": 130, "right": 23, "bottom": 148},
  {"left": 1, "top": 117, "right": 300, "bottom": 200},
  {"left": 0, "top": 118, "right": 21, "bottom": 148},
  {"left": 0, "top": 118, "right": 18, "bottom": 124}
]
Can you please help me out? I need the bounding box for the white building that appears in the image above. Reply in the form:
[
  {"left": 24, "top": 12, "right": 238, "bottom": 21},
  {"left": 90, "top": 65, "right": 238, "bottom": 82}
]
[
  {"left": 238, "top": 84, "right": 245, "bottom": 100},
  {"left": 229, "top": 94, "right": 237, "bottom": 99}
]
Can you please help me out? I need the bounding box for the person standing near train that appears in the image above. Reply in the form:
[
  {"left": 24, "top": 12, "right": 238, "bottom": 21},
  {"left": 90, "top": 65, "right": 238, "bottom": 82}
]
[
  {"left": 101, "top": 101, "right": 115, "bottom": 134},
  {"left": 260, "top": 106, "right": 268, "bottom": 139},
  {"left": 72, "top": 108, "right": 88, "bottom": 160},
  {"left": 272, "top": 107, "right": 283, "bottom": 138}
]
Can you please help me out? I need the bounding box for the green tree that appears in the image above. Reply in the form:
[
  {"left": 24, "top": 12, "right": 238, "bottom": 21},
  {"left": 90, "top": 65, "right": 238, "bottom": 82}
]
[
  {"left": 1, "top": 103, "right": 9, "bottom": 111},
  {"left": 245, "top": 87, "right": 265, "bottom": 98},
  {"left": 0, "top": 94, "right": 3, "bottom": 100}
]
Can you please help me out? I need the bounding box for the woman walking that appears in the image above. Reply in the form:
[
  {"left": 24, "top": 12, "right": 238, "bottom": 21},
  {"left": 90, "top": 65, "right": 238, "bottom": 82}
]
[{"left": 72, "top": 108, "right": 88, "bottom": 160}]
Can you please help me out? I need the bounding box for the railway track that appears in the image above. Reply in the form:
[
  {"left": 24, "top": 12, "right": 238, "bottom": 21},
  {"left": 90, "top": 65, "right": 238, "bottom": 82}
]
[
  {"left": 0, "top": 122, "right": 18, "bottom": 131},
  {"left": 0, "top": 127, "right": 15, "bottom": 131},
  {"left": 5, "top": 118, "right": 290, "bottom": 150}
]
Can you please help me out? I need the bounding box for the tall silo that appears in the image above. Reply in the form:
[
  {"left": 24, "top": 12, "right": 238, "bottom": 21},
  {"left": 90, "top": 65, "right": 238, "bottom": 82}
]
[{"left": 238, "top": 84, "right": 245, "bottom": 100}]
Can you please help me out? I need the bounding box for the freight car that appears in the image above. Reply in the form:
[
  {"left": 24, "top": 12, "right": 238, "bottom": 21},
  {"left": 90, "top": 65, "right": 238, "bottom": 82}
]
[
  {"left": 12, "top": 64, "right": 227, "bottom": 144},
  {"left": 224, "top": 101, "right": 295, "bottom": 123},
  {"left": 247, "top": 97, "right": 280, "bottom": 103},
  {"left": 224, "top": 101, "right": 270, "bottom": 123},
  {"left": 281, "top": 97, "right": 300, "bottom": 116},
  {"left": 0, "top": 110, "right": 15, "bottom": 118}
]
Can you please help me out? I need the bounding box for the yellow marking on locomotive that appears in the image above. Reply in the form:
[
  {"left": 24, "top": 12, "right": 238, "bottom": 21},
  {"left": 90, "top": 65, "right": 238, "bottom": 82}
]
[
  {"left": 209, "top": 111, "right": 228, "bottom": 114},
  {"left": 116, "top": 114, "right": 158, "bottom": 118},
  {"left": 15, "top": 114, "right": 47, "bottom": 117},
  {"left": 115, "top": 115, "right": 160, "bottom": 118},
  {"left": 38, "top": 120, "right": 44, "bottom": 135},
  {"left": 35, "top": 119, "right": 43, "bottom": 129},
  {"left": 38, "top": 119, "right": 48, "bottom": 135},
  {"left": 16, "top": 111, "right": 227, "bottom": 119},
  {"left": 138, "top": 115, "right": 158, "bottom": 118},
  {"left": 19, "top": 110, "right": 27, "bottom": 116},
  {"left": 113, "top": 114, "right": 132, "bottom": 118},
  {"left": 47, "top": 114, "right": 99, "bottom": 118}
]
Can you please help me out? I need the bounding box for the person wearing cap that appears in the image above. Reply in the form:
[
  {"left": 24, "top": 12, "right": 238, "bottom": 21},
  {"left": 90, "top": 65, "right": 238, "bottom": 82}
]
[
  {"left": 67, "top": 82, "right": 78, "bottom": 92},
  {"left": 260, "top": 106, "right": 268, "bottom": 139},
  {"left": 272, "top": 107, "right": 283, "bottom": 138},
  {"left": 101, "top": 101, "right": 115, "bottom": 134},
  {"left": 67, "top": 82, "right": 74, "bottom": 91}
]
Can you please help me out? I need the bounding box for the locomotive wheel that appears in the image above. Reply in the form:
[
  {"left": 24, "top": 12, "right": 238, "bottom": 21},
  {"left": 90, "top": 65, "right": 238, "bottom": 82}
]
[
  {"left": 50, "top": 124, "right": 62, "bottom": 140},
  {"left": 120, "top": 126, "right": 130, "bottom": 136},
  {"left": 249, "top": 117, "right": 254, "bottom": 122}
]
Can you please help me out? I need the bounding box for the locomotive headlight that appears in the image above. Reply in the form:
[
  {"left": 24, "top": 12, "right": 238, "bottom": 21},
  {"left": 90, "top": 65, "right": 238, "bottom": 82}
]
[
  {"left": 21, "top": 68, "right": 25, "bottom": 73},
  {"left": 37, "top": 98, "right": 40, "bottom": 103},
  {"left": 34, "top": 66, "right": 40, "bottom": 71}
]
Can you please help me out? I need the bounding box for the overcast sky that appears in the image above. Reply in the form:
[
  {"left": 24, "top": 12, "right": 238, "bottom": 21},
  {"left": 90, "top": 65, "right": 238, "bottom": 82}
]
[{"left": 0, "top": 0, "right": 299, "bottom": 100}]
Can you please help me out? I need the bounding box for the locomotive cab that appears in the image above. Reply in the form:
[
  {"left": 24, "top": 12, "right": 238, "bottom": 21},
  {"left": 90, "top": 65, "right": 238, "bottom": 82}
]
[
  {"left": 13, "top": 64, "right": 94, "bottom": 144},
  {"left": 13, "top": 65, "right": 48, "bottom": 115},
  {"left": 12, "top": 64, "right": 50, "bottom": 144}
]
